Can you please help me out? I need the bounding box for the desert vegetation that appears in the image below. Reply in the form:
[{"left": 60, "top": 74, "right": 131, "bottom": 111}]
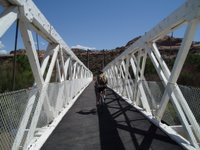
[{"left": 0, "top": 36, "right": 200, "bottom": 93}]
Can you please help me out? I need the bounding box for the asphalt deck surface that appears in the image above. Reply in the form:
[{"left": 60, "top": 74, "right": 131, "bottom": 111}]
[{"left": 42, "top": 82, "right": 184, "bottom": 150}]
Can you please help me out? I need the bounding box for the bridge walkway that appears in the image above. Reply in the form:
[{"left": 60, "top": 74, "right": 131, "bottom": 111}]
[{"left": 41, "top": 82, "right": 184, "bottom": 150}]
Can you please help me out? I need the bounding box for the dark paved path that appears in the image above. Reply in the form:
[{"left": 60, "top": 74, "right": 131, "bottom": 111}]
[{"left": 42, "top": 82, "right": 184, "bottom": 150}]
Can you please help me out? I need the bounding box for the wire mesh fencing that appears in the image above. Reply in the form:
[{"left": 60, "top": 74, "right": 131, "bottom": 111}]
[
  {"left": 108, "top": 78, "right": 200, "bottom": 127},
  {"left": 0, "top": 77, "right": 92, "bottom": 149},
  {"left": 142, "top": 81, "right": 180, "bottom": 125},
  {"left": 179, "top": 85, "right": 200, "bottom": 123},
  {"left": 142, "top": 81, "right": 200, "bottom": 126},
  {"left": 36, "top": 79, "right": 91, "bottom": 129},
  {"left": 1, "top": 78, "right": 198, "bottom": 149},
  {"left": 0, "top": 89, "right": 29, "bottom": 150}
]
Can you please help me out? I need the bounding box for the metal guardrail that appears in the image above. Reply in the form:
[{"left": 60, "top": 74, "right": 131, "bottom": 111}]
[
  {"left": 0, "top": 79, "right": 91, "bottom": 150},
  {"left": 0, "top": 0, "right": 200, "bottom": 149},
  {"left": 0, "top": 79, "right": 92, "bottom": 150},
  {"left": 104, "top": 0, "right": 200, "bottom": 149},
  {"left": 0, "top": 0, "right": 93, "bottom": 149}
]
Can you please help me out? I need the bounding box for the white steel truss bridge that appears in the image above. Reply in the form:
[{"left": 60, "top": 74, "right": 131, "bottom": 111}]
[{"left": 0, "top": 0, "right": 200, "bottom": 150}]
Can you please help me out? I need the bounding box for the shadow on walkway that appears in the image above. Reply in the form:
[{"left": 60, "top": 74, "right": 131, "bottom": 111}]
[
  {"left": 42, "top": 83, "right": 183, "bottom": 150},
  {"left": 76, "top": 109, "right": 97, "bottom": 115},
  {"left": 96, "top": 88, "right": 183, "bottom": 150}
]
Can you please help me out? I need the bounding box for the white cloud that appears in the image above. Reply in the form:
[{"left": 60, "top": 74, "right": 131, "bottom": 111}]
[
  {"left": 71, "top": 45, "right": 96, "bottom": 50},
  {"left": 40, "top": 41, "right": 46, "bottom": 46},
  {"left": 0, "top": 50, "right": 8, "bottom": 55},
  {"left": 0, "top": 41, "right": 7, "bottom": 55},
  {"left": 0, "top": 41, "right": 5, "bottom": 49},
  {"left": 34, "top": 41, "right": 46, "bottom": 47}
]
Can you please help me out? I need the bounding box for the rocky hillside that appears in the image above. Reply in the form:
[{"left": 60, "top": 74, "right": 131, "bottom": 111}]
[
  {"left": 73, "top": 36, "right": 200, "bottom": 69},
  {"left": 72, "top": 36, "right": 142, "bottom": 75},
  {"left": 0, "top": 35, "right": 200, "bottom": 92},
  {"left": 72, "top": 35, "right": 200, "bottom": 87}
]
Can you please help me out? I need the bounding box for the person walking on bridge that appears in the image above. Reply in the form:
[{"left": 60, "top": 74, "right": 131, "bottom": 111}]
[{"left": 95, "top": 70, "right": 108, "bottom": 106}]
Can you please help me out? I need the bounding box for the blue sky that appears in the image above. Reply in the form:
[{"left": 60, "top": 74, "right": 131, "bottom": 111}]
[{"left": 1, "top": 0, "right": 197, "bottom": 54}]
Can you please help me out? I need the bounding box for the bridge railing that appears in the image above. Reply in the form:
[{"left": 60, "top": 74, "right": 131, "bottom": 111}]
[
  {"left": 0, "top": 0, "right": 93, "bottom": 149},
  {"left": 104, "top": 0, "right": 200, "bottom": 149}
]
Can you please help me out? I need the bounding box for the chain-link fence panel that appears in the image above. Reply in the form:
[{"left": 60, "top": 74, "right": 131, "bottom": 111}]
[
  {"left": 179, "top": 85, "right": 200, "bottom": 123},
  {"left": 0, "top": 89, "right": 29, "bottom": 150},
  {"left": 142, "top": 81, "right": 200, "bottom": 126}
]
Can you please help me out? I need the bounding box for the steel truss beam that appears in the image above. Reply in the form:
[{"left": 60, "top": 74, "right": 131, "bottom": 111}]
[
  {"left": 104, "top": 0, "right": 200, "bottom": 149},
  {"left": 0, "top": 0, "right": 93, "bottom": 150}
]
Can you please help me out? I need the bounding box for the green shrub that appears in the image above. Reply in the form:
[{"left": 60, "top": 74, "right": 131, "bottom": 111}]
[
  {"left": 178, "top": 72, "right": 195, "bottom": 86},
  {"left": 0, "top": 55, "right": 34, "bottom": 93}
]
